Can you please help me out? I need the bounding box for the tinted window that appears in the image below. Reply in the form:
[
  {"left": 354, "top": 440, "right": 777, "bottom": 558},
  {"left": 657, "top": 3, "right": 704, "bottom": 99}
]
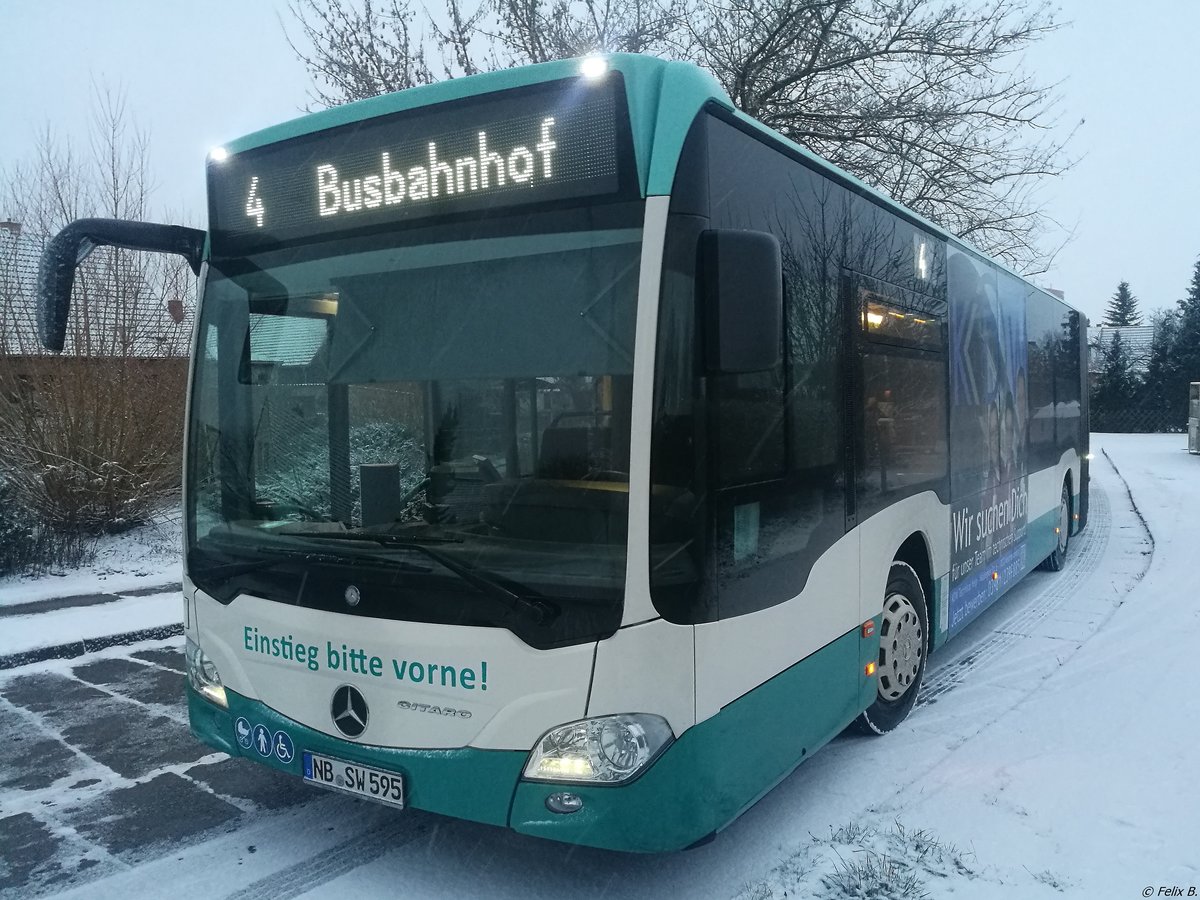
[
  {"left": 1027, "top": 298, "right": 1060, "bottom": 470},
  {"left": 648, "top": 214, "right": 710, "bottom": 623},
  {"left": 649, "top": 114, "right": 849, "bottom": 622},
  {"left": 1055, "top": 306, "right": 1083, "bottom": 455},
  {"left": 848, "top": 193, "right": 946, "bottom": 298},
  {"left": 707, "top": 119, "right": 850, "bottom": 619},
  {"left": 857, "top": 276, "right": 948, "bottom": 519},
  {"left": 188, "top": 207, "right": 643, "bottom": 650}
]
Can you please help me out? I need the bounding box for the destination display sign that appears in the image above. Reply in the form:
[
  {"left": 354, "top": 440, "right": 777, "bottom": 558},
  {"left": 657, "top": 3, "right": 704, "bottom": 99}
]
[{"left": 208, "top": 76, "right": 632, "bottom": 255}]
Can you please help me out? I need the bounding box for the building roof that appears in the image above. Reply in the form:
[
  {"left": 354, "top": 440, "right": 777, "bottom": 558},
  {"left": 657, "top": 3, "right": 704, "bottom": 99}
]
[
  {"left": 0, "top": 224, "right": 192, "bottom": 358},
  {"left": 1089, "top": 324, "right": 1155, "bottom": 373}
]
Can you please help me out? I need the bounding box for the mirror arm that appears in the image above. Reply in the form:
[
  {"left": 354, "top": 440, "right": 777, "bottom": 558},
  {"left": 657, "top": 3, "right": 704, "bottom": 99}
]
[{"left": 37, "top": 218, "right": 206, "bottom": 352}]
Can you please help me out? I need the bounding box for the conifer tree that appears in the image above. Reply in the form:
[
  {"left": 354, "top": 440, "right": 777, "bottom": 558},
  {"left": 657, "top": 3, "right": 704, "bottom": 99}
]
[
  {"left": 1102, "top": 281, "right": 1142, "bottom": 326},
  {"left": 1174, "top": 257, "right": 1200, "bottom": 388},
  {"left": 1091, "top": 331, "right": 1139, "bottom": 431},
  {"left": 1141, "top": 308, "right": 1180, "bottom": 428},
  {"left": 1140, "top": 259, "right": 1200, "bottom": 431}
]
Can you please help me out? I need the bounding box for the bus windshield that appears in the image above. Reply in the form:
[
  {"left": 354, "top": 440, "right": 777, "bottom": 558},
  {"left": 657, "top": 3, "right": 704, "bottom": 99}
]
[{"left": 187, "top": 206, "right": 642, "bottom": 648}]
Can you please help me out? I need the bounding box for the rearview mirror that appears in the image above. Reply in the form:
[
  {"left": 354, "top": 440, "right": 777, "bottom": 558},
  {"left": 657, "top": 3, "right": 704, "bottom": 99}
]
[
  {"left": 699, "top": 229, "right": 783, "bottom": 374},
  {"left": 37, "top": 218, "right": 205, "bottom": 352}
]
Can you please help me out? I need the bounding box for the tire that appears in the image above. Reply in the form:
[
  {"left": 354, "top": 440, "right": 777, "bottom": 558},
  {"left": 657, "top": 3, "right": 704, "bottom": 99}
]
[
  {"left": 855, "top": 561, "right": 928, "bottom": 736},
  {"left": 1038, "top": 481, "right": 1071, "bottom": 572}
]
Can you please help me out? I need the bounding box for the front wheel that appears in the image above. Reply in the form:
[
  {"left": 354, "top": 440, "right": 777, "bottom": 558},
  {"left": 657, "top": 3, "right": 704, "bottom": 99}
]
[
  {"left": 1038, "top": 481, "right": 1071, "bottom": 572},
  {"left": 855, "top": 561, "right": 928, "bottom": 736}
]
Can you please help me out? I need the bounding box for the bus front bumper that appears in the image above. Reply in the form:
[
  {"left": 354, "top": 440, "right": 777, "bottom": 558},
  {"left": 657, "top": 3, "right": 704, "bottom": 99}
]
[
  {"left": 190, "top": 624, "right": 864, "bottom": 852},
  {"left": 188, "top": 686, "right": 715, "bottom": 852}
]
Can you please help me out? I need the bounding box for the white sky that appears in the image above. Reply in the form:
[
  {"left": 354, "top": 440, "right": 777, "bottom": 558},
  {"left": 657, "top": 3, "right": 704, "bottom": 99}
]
[{"left": 2, "top": 0, "right": 1198, "bottom": 325}]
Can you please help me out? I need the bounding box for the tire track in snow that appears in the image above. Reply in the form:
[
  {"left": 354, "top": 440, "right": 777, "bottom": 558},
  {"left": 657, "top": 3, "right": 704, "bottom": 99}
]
[
  {"left": 220, "top": 815, "right": 427, "bottom": 900},
  {"left": 919, "top": 453, "right": 1150, "bottom": 707}
]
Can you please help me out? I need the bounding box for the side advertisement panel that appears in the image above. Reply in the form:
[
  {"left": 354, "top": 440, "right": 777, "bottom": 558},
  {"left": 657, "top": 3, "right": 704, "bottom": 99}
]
[{"left": 947, "top": 248, "right": 1029, "bottom": 631}]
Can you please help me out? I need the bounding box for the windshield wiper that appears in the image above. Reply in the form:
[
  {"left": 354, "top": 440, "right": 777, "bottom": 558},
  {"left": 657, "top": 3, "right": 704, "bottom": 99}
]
[
  {"left": 191, "top": 542, "right": 432, "bottom": 581},
  {"left": 284, "top": 531, "right": 560, "bottom": 626}
]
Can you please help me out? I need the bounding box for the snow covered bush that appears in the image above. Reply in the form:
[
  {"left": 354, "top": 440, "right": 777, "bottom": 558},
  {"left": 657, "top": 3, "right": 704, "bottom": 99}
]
[
  {"left": 0, "top": 471, "right": 93, "bottom": 575},
  {"left": 0, "top": 87, "right": 193, "bottom": 563},
  {"left": 0, "top": 472, "right": 37, "bottom": 575},
  {"left": 0, "top": 355, "right": 187, "bottom": 535},
  {"left": 254, "top": 418, "right": 424, "bottom": 523}
]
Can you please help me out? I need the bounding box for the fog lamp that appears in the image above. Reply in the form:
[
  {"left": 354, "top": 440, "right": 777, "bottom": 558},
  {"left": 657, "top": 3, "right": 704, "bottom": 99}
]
[{"left": 545, "top": 792, "right": 584, "bottom": 814}]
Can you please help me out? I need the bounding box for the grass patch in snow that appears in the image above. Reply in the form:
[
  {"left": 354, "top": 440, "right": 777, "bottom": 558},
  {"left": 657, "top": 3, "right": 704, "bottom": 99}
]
[
  {"left": 733, "top": 820, "right": 977, "bottom": 900},
  {"left": 0, "top": 510, "right": 182, "bottom": 606}
]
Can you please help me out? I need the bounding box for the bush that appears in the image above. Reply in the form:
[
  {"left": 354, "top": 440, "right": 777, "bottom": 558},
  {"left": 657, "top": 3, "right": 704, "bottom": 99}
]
[
  {"left": 0, "top": 472, "right": 95, "bottom": 576},
  {"left": 254, "top": 417, "right": 424, "bottom": 523},
  {"left": 0, "top": 473, "right": 37, "bottom": 576},
  {"left": 0, "top": 356, "right": 187, "bottom": 535}
]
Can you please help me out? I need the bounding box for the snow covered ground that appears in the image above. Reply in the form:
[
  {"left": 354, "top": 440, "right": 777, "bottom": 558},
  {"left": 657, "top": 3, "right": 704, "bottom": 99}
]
[
  {"left": 728, "top": 433, "right": 1193, "bottom": 899},
  {"left": 2, "top": 434, "right": 1195, "bottom": 899},
  {"left": 0, "top": 590, "right": 182, "bottom": 659},
  {"left": 0, "top": 513, "right": 181, "bottom": 608}
]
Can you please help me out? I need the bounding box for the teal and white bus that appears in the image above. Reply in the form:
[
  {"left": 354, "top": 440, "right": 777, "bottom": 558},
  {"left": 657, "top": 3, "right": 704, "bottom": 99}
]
[{"left": 37, "top": 53, "right": 1088, "bottom": 852}]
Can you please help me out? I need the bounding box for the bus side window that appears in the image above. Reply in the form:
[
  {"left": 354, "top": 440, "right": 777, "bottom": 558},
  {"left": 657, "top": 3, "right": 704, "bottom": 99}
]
[
  {"left": 1055, "top": 308, "right": 1083, "bottom": 454},
  {"left": 711, "top": 368, "right": 786, "bottom": 487},
  {"left": 1027, "top": 300, "right": 1059, "bottom": 470},
  {"left": 702, "top": 114, "right": 850, "bottom": 620},
  {"left": 857, "top": 274, "right": 948, "bottom": 515}
]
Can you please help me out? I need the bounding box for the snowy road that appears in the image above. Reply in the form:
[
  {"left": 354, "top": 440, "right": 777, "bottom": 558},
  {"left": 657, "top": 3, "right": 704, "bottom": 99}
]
[{"left": 2, "top": 435, "right": 1189, "bottom": 899}]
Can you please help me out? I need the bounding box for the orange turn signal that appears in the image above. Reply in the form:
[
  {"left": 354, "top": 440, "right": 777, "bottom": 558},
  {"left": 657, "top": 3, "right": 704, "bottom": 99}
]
[
  {"left": 991, "top": 571, "right": 999, "bottom": 580},
  {"left": 865, "top": 662, "right": 877, "bottom": 677}
]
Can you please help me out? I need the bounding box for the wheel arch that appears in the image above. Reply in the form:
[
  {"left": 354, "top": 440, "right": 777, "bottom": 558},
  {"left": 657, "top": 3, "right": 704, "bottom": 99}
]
[
  {"left": 1062, "top": 468, "right": 1075, "bottom": 530},
  {"left": 894, "top": 531, "right": 936, "bottom": 652}
]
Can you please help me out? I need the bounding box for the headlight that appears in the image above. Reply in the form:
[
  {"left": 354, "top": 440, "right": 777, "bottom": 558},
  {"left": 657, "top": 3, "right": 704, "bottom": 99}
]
[
  {"left": 186, "top": 638, "right": 227, "bottom": 708},
  {"left": 523, "top": 714, "right": 673, "bottom": 785}
]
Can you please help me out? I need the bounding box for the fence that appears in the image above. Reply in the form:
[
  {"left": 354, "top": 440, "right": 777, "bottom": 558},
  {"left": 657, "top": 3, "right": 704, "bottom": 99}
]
[{"left": 1190, "top": 383, "right": 1199, "bottom": 454}]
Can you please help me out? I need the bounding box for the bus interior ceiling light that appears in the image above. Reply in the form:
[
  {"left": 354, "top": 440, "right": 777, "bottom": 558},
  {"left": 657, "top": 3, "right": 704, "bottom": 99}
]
[{"left": 580, "top": 56, "right": 609, "bottom": 79}]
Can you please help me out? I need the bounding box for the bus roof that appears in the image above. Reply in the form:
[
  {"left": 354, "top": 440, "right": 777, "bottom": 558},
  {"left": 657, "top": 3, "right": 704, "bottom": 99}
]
[{"left": 220, "top": 53, "right": 1073, "bottom": 313}]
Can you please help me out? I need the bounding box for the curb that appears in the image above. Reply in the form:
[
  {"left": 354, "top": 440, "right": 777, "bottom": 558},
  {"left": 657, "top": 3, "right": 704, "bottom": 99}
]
[
  {"left": 0, "top": 623, "right": 184, "bottom": 670},
  {"left": 0, "top": 583, "right": 181, "bottom": 619}
]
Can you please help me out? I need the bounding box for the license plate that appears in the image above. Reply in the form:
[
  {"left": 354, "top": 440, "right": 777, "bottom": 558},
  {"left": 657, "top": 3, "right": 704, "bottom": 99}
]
[{"left": 302, "top": 752, "right": 405, "bottom": 809}]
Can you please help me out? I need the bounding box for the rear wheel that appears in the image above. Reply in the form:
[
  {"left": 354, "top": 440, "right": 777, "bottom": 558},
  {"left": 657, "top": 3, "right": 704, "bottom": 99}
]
[
  {"left": 856, "top": 561, "right": 928, "bottom": 735},
  {"left": 1039, "top": 481, "right": 1071, "bottom": 572}
]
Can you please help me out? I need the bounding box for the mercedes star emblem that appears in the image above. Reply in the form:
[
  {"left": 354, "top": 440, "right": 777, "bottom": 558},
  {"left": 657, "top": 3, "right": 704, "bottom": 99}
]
[
  {"left": 331, "top": 684, "right": 369, "bottom": 738},
  {"left": 344, "top": 585, "right": 361, "bottom": 607}
]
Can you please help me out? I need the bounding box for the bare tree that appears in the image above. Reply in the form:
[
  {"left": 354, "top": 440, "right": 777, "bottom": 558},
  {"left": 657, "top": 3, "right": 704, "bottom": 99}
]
[
  {"left": 678, "top": 0, "right": 1071, "bottom": 271},
  {"left": 284, "top": 0, "right": 679, "bottom": 94},
  {"left": 0, "top": 86, "right": 194, "bottom": 541},
  {"left": 489, "top": 0, "right": 681, "bottom": 63},
  {"left": 283, "top": 0, "right": 1071, "bottom": 271},
  {"left": 285, "top": 0, "right": 436, "bottom": 105}
]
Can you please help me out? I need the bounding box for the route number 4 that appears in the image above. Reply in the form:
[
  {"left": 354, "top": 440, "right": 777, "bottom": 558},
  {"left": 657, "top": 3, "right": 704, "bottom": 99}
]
[{"left": 245, "top": 176, "right": 265, "bottom": 227}]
